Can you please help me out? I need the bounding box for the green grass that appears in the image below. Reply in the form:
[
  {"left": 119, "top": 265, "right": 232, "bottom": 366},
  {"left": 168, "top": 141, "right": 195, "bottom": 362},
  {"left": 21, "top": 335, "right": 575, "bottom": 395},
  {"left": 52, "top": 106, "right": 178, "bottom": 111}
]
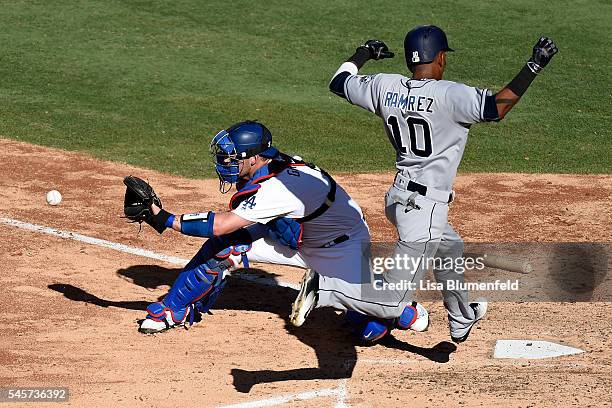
[{"left": 0, "top": 0, "right": 610, "bottom": 177}]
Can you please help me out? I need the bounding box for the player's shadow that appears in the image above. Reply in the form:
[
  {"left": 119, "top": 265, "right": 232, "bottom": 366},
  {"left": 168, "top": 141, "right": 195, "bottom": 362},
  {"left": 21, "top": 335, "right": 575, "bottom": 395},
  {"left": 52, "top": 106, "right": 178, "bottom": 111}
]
[
  {"left": 48, "top": 283, "right": 150, "bottom": 310},
  {"left": 49, "top": 265, "right": 457, "bottom": 393}
]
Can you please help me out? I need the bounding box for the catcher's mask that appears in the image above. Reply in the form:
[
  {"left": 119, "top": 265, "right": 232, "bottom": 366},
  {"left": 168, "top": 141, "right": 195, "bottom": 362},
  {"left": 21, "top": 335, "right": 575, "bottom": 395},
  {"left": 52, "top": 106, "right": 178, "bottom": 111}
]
[{"left": 210, "top": 120, "right": 278, "bottom": 193}]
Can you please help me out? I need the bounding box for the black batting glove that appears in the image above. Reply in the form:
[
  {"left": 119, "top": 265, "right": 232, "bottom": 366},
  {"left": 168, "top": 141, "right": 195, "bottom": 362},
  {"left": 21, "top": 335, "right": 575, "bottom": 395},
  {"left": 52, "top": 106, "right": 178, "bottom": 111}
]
[
  {"left": 527, "top": 37, "right": 558, "bottom": 74},
  {"left": 358, "top": 39, "right": 395, "bottom": 60}
]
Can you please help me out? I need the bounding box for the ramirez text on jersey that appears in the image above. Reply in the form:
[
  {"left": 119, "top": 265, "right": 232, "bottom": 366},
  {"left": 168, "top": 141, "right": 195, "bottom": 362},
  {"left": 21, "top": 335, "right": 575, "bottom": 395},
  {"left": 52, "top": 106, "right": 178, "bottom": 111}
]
[{"left": 383, "top": 92, "right": 434, "bottom": 113}]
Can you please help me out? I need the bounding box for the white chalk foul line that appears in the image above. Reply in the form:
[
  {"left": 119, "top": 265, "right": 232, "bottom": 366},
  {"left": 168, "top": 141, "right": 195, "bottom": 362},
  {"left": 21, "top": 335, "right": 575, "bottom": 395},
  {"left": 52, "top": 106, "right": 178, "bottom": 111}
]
[
  {"left": 0, "top": 216, "right": 299, "bottom": 290},
  {"left": 2, "top": 217, "right": 190, "bottom": 265},
  {"left": 335, "top": 379, "right": 349, "bottom": 408},
  {"left": 217, "top": 386, "right": 341, "bottom": 408}
]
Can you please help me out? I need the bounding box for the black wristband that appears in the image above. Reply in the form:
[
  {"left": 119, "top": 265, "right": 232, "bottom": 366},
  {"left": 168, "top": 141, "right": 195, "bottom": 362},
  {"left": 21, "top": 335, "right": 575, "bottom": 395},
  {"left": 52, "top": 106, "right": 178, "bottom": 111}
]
[
  {"left": 507, "top": 63, "right": 538, "bottom": 97},
  {"left": 348, "top": 47, "right": 371, "bottom": 69},
  {"left": 148, "top": 208, "right": 172, "bottom": 234}
]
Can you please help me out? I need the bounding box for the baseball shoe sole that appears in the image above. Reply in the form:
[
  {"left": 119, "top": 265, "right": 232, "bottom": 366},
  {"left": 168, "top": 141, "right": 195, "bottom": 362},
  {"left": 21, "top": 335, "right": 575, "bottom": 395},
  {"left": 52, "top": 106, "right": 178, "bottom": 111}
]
[
  {"left": 290, "top": 269, "right": 318, "bottom": 327},
  {"left": 138, "top": 312, "right": 184, "bottom": 334},
  {"left": 451, "top": 300, "right": 488, "bottom": 344},
  {"left": 138, "top": 309, "right": 200, "bottom": 334}
]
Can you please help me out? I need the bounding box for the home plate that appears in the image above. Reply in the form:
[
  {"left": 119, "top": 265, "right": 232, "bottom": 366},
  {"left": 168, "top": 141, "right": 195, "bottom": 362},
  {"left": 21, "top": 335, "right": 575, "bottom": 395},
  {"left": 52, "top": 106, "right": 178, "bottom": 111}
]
[{"left": 494, "top": 340, "right": 584, "bottom": 359}]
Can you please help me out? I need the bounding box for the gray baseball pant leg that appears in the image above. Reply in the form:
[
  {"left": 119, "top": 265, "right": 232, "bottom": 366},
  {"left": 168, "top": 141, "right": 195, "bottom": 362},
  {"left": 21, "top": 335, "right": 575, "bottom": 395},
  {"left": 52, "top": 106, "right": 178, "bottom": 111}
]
[{"left": 433, "top": 225, "right": 477, "bottom": 338}]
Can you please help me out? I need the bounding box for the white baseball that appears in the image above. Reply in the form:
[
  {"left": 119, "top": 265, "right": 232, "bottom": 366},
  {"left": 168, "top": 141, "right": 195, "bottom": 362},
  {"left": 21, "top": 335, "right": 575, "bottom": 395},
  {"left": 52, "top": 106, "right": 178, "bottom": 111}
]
[{"left": 46, "top": 190, "right": 62, "bottom": 206}]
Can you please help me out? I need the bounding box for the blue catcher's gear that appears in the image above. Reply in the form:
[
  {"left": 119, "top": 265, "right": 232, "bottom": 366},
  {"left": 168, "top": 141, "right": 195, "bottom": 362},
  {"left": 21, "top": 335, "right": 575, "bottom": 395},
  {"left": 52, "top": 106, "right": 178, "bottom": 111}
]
[
  {"left": 139, "top": 257, "right": 231, "bottom": 334},
  {"left": 404, "top": 25, "right": 454, "bottom": 68},
  {"left": 344, "top": 302, "right": 428, "bottom": 343},
  {"left": 214, "top": 243, "right": 252, "bottom": 268},
  {"left": 267, "top": 217, "right": 303, "bottom": 250},
  {"left": 228, "top": 153, "right": 337, "bottom": 250},
  {"left": 138, "top": 240, "right": 253, "bottom": 334},
  {"left": 345, "top": 310, "right": 390, "bottom": 343},
  {"left": 210, "top": 120, "right": 279, "bottom": 193}
]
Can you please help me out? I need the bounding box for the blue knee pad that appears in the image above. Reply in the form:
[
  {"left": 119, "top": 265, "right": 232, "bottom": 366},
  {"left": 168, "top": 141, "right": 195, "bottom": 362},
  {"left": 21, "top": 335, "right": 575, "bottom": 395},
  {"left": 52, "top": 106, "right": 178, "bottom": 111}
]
[
  {"left": 183, "top": 229, "right": 254, "bottom": 270},
  {"left": 213, "top": 243, "right": 252, "bottom": 268},
  {"left": 345, "top": 310, "right": 392, "bottom": 343},
  {"left": 267, "top": 217, "right": 303, "bottom": 249}
]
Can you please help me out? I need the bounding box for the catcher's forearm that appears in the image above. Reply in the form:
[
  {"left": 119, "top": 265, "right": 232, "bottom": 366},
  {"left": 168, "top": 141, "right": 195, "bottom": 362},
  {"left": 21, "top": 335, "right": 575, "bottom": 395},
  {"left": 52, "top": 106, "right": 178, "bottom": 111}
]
[
  {"left": 150, "top": 204, "right": 252, "bottom": 237},
  {"left": 147, "top": 208, "right": 174, "bottom": 234},
  {"left": 151, "top": 203, "right": 215, "bottom": 237},
  {"left": 150, "top": 203, "right": 179, "bottom": 232}
]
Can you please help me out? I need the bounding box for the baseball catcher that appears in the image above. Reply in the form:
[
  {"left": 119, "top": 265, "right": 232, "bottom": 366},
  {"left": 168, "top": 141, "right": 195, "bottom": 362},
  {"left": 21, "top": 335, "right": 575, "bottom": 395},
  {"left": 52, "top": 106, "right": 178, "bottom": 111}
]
[{"left": 123, "top": 120, "right": 428, "bottom": 343}]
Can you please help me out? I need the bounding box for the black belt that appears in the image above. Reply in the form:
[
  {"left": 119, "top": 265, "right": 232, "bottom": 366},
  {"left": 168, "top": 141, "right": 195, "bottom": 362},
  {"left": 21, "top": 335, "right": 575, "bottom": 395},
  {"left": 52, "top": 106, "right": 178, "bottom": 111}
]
[
  {"left": 319, "top": 234, "right": 349, "bottom": 248},
  {"left": 407, "top": 180, "right": 453, "bottom": 203}
]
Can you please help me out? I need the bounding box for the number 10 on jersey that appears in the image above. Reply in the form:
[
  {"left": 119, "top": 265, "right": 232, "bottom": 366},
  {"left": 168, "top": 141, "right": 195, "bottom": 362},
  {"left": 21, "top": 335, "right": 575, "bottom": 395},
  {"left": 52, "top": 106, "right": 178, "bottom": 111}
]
[{"left": 387, "top": 115, "right": 433, "bottom": 157}]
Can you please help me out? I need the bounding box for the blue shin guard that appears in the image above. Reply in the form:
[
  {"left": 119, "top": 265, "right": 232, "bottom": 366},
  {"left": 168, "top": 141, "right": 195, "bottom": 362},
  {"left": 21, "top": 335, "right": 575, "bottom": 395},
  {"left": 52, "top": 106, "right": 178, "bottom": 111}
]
[
  {"left": 145, "top": 258, "right": 230, "bottom": 326},
  {"left": 344, "top": 302, "right": 425, "bottom": 343},
  {"left": 144, "top": 241, "right": 252, "bottom": 329},
  {"left": 345, "top": 310, "right": 391, "bottom": 344}
]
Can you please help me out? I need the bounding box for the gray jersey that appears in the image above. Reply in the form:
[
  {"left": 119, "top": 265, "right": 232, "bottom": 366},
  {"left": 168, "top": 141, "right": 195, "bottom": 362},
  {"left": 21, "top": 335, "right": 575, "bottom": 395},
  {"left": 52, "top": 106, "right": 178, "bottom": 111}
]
[{"left": 343, "top": 72, "right": 490, "bottom": 191}]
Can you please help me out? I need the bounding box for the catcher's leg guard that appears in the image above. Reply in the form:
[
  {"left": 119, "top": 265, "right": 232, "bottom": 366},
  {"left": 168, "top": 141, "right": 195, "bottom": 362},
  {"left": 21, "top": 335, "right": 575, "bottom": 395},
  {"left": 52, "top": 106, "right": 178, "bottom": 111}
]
[
  {"left": 345, "top": 310, "right": 391, "bottom": 344},
  {"left": 138, "top": 233, "right": 252, "bottom": 334},
  {"left": 139, "top": 259, "right": 230, "bottom": 334},
  {"left": 395, "top": 301, "right": 429, "bottom": 332},
  {"left": 344, "top": 302, "right": 429, "bottom": 343}
]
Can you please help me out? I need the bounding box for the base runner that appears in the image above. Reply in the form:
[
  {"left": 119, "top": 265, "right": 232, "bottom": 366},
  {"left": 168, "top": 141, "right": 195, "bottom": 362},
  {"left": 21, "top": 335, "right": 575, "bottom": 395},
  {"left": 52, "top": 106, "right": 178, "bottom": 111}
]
[{"left": 291, "top": 26, "right": 558, "bottom": 343}]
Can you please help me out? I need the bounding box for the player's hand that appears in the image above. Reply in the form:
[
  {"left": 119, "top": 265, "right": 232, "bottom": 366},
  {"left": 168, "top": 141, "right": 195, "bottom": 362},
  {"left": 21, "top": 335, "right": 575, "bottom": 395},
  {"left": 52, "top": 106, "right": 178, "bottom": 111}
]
[
  {"left": 358, "top": 39, "right": 395, "bottom": 60},
  {"left": 528, "top": 37, "right": 558, "bottom": 74}
]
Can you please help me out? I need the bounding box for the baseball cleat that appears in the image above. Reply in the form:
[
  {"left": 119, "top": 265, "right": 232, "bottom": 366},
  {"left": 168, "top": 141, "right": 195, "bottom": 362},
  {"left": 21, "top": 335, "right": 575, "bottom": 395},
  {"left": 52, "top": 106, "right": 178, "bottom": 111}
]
[
  {"left": 451, "top": 300, "right": 488, "bottom": 344},
  {"left": 345, "top": 302, "right": 429, "bottom": 344},
  {"left": 139, "top": 311, "right": 186, "bottom": 334},
  {"left": 138, "top": 306, "right": 200, "bottom": 334},
  {"left": 290, "top": 269, "right": 319, "bottom": 327},
  {"left": 396, "top": 301, "right": 429, "bottom": 332}
]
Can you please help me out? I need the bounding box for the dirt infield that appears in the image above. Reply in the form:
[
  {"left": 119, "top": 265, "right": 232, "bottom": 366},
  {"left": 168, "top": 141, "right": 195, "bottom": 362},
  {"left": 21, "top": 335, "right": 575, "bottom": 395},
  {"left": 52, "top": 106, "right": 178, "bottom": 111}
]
[{"left": 1, "top": 139, "right": 610, "bottom": 407}]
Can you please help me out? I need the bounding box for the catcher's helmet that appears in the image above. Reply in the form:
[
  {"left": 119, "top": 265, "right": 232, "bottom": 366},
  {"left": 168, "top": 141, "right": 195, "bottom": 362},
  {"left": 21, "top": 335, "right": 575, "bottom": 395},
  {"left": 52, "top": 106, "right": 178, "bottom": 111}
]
[
  {"left": 210, "top": 120, "right": 278, "bottom": 192},
  {"left": 404, "top": 25, "right": 454, "bottom": 68}
]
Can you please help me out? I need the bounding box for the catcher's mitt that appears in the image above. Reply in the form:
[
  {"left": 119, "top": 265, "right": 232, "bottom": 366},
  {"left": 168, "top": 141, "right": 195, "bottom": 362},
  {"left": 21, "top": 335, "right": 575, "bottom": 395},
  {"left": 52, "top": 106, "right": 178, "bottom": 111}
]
[{"left": 123, "top": 176, "right": 162, "bottom": 224}]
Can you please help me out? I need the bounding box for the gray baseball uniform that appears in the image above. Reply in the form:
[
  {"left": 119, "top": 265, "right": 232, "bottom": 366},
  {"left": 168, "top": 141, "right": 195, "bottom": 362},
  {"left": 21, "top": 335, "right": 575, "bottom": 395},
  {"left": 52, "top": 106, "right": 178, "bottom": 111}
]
[{"left": 317, "top": 62, "right": 492, "bottom": 338}]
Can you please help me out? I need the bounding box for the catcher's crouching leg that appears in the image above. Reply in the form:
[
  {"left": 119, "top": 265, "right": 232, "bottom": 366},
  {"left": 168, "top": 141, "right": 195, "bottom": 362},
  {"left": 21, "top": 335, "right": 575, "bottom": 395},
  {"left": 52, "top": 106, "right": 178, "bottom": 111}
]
[{"left": 138, "top": 256, "right": 235, "bottom": 334}]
